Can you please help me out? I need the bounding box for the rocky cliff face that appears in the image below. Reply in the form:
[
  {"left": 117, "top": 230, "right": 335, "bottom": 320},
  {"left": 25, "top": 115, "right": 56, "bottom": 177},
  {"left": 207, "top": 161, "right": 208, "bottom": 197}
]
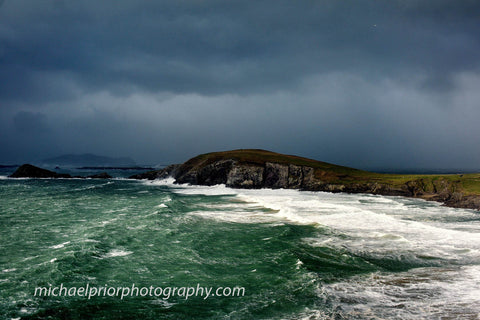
[
  {"left": 169, "top": 159, "right": 407, "bottom": 195},
  {"left": 129, "top": 164, "right": 180, "bottom": 180},
  {"left": 174, "top": 160, "right": 305, "bottom": 189},
  {"left": 226, "top": 164, "right": 264, "bottom": 188}
]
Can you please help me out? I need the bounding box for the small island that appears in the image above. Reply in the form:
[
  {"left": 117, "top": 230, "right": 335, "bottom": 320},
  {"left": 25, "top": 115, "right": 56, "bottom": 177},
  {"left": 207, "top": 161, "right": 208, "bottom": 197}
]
[
  {"left": 130, "top": 149, "right": 480, "bottom": 211},
  {"left": 9, "top": 164, "right": 112, "bottom": 179}
]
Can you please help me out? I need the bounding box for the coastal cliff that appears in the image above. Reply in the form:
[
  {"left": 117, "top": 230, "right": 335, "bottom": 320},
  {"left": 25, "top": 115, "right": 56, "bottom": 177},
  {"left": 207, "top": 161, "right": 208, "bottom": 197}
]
[{"left": 130, "top": 149, "right": 480, "bottom": 211}]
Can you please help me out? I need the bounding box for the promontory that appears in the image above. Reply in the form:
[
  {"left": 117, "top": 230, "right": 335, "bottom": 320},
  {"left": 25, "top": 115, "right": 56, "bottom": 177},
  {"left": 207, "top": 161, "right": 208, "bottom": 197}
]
[{"left": 130, "top": 149, "right": 480, "bottom": 211}]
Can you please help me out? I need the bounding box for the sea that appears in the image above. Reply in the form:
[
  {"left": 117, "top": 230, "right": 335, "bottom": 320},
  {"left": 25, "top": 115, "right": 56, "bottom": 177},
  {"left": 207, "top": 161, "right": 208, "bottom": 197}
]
[{"left": 1, "top": 167, "right": 480, "bottom": 319}]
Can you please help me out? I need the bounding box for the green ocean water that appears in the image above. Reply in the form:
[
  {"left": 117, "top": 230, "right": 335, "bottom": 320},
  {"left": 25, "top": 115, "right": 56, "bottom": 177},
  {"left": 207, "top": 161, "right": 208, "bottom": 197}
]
[{"left": 1, "top": 175, "right": 480, "bottom": 319}]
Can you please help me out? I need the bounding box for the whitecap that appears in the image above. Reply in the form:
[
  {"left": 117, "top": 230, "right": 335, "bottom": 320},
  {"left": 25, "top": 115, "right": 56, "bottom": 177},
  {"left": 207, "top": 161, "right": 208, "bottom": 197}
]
[
  {"left": 143, "top": 177, "right": 176, "bottom": 186},
  {"left": 49, "top": 241, "right": 71, "bottom": 249},
  {"left": 150, "top": 299, "right": 176, "bottom": 308},
  {"left": 149, "top": 180, "right": 237, "bottom": 196},
  {"left": 99, "top": 218, "right": 118, "bottom": 226},
  {"left": 320, "top": 265, "right": 480, "bottom": 319},
  {"left": 175, "top": 186, "right": 480, "bottom": 265},
  {"left": 295, "top": 259, "right": 304, "bottom": 270},
  {"left": 101, "top": 249, "right": 133, "bottom": 258}
]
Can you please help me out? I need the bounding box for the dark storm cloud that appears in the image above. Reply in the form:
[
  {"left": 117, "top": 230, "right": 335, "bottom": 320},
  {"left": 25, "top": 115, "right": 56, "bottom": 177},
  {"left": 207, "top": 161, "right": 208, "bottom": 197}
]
[
  {"left": 0, "top": 0, "right": 479, "bottom": 169},
  {"left": 2, "top": 0, "right": 479, "bottom": 100},
  {"left": 13, "top": 111, "right": 49, "bottom": 133}
]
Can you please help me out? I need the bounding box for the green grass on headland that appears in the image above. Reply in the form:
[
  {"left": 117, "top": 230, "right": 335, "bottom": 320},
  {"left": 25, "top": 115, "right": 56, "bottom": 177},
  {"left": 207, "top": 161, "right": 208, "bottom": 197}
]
[{"left": 188, "top": 149, "right": 480, "bottom": 196}]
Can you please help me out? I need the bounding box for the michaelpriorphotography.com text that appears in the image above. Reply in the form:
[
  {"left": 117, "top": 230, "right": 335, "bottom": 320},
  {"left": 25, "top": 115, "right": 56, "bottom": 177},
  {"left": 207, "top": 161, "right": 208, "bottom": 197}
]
[{"left": 34, "top": 283, "right": 246, "bottom": 300}]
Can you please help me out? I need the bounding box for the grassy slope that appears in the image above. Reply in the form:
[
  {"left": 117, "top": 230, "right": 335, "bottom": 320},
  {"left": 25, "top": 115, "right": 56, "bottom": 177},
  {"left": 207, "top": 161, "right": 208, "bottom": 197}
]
[{"left": 185, "top": 149, "right": 480, "bottom": 196}]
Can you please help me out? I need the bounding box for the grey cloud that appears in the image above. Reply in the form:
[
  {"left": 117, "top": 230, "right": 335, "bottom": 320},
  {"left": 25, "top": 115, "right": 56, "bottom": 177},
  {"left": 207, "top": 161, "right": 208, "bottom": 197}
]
[
  {"left": 1, "top": 0, "right": 479, "bottom": 100},
  {"left": 13, "top": 111, "right": 49, "bottom": 133},
  {"left": 3, "top": 72, "right": 473, "bottom": 169}
]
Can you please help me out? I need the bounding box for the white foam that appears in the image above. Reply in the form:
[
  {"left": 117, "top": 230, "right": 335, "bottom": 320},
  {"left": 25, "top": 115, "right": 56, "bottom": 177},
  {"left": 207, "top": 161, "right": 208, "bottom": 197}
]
[
  {"left": 99, "top": 218, "right": 118, "bottom": 226},
  {"left": 145, "top": 182, "right": 480, "bottom": 313},
  {"left": 21, "top": 255, "right": 39, "bottom": 262},
  {"left": 172, "top": 184, "right": 237, "bottom": 196},
  {"left": 188, "top": 208, "right": 281, "bottom": 223},
  {"left": 0, "top": 175, "right": 9, "bottom": 179},
  {"left": 295, "top": 259, "right": 304, "bottom": 270},
  {"left": 143, "top": 177, "right": 176, "bottom": 186},
  {"left": 265, "top": 191, "right": 478, "bottom": 261},
  {"left": 102, "top": 249, "right": 133, "bottom": 258},
  {"left": 144, "top": 178, "right": 238, "bottom": 195},
  {"left": 168, "top": 185, "right": 480, "bottom": 265},
  {"left": 320, "top": 265, "right": 480, "bottom": 319},
  {"left": 150, "top": 298, "right": 176, "bottom": 308},
  {"left": 49, "top": 241, "right": 71, "bottom": 249},
  {"left": 2, "top": 268, "right": 17, "bottom": 273},
  {"left": 71, "top": 182, "right": 113, "bottom": 191},
  {"left": 192, "top": 187, "right": 478, "bottom": 318}
]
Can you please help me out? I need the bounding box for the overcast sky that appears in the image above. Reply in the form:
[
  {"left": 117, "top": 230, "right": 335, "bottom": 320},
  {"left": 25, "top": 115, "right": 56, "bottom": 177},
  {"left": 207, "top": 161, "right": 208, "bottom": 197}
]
[{"left": 1, "top": 0, "right": 479, "bottom": 170}]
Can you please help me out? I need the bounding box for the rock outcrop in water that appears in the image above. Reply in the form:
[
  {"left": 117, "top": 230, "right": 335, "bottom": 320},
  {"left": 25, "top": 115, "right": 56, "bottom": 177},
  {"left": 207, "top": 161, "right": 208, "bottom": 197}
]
[
  {"left": 130, "top": 149, "right": 480, "bottom": 211},
  {"left": 9, "top": 164, "right": 72, "bottom": 178},
  {"left": 9, "top": 164, "right": 112, "bottom": 179}
]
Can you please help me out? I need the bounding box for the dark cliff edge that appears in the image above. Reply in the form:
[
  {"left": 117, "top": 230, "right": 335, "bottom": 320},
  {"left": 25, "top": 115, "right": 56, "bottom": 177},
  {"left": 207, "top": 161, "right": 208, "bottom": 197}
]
[
  {"left": 130, "top": 149, "right": 480, "bottom": 211},
  {"left": 9, "top": 164, "right": 112, "bottom": 179},
  {"left": 128, "top": 164, "right": 180, "bottom": 180}
]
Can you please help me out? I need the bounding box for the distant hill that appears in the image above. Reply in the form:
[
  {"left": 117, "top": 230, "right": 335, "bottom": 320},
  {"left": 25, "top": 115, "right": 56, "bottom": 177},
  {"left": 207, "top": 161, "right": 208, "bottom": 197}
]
[{"left": 42, "top": 154, "right": 136, "bottom": 167}]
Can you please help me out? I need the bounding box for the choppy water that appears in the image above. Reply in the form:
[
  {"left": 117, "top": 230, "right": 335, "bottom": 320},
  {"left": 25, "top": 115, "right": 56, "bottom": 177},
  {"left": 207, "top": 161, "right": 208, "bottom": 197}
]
[{"left": 1, "top": 175, "right": 480, "bottom": 319}]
